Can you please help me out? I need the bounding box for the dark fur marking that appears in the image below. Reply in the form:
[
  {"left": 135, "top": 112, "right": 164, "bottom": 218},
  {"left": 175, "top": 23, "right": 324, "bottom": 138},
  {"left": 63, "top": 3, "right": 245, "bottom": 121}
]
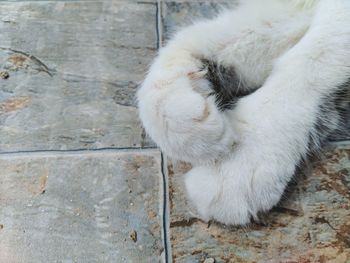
[
  {"left": 309, "top": 81, "right": 350, "bottom": 152},
  {"left": 202, "top": 59, "right": 257, "bottom": 110},
  {"left": 203, "top": 58, "right": 349, "bottom": 144}
]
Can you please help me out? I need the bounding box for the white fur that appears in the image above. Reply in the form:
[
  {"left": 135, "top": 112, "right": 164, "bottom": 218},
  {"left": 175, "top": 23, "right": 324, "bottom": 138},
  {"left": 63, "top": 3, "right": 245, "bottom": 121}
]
[{"left": 137, "top": 0, "right": 350, "bottom": 225}]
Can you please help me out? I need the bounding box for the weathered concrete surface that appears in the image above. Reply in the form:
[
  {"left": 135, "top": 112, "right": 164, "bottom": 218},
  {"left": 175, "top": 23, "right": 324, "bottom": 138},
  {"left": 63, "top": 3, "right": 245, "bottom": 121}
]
[
  {"left": 0, "top": 150, "right": 165, "bottom": 263},
  {"left": 168, "top": 144, "right": 350, "bottom": 263},
  {"left": 0, "top": 1, "right": 167, "bottom": 262},
  {"left": 0, "top": 1, "right": 157, "bottom": 152},
  {"left": 162, "top": 1, "right": 234, "bottom": 42}
]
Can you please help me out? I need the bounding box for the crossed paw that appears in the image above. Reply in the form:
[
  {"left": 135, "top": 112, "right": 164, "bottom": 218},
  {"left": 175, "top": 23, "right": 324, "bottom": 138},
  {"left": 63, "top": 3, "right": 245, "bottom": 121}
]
[
  {"left": 138, "top": 54, "right": 301, "bottom": 226},
  {"left": 137, "top": 59, "right": 237, "bottom": 164}
]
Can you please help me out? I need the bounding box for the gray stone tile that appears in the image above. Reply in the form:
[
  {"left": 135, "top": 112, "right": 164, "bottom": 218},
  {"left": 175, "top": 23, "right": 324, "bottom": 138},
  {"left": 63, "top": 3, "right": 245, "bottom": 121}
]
[
  {"left": 168, "top": 144, "right": 350, "bottom": 262},
  {"left": 0, "top": 149, "right": 165, "bottom": 263},
  {"left": 162, "top": 1, "right": 234, "bottom": 41},
  {"left": 0, "top": 1, "right": 157, "bottom": 151}
]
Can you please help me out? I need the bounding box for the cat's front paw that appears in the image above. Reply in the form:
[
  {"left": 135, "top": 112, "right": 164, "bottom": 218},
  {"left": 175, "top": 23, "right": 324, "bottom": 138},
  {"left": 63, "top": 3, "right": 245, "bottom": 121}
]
[
  {"left": 185, "top": 165, "right": 252, "bottom": 225},
  {"left": 137, "top": 63, "right": 236, "bottom": 164},
  {"left": 184, "top": 148, "right": 296, "bottom": 225}
]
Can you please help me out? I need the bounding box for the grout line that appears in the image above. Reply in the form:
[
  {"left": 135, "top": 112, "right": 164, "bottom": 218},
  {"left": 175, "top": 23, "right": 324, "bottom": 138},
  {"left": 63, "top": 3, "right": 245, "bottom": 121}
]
[
  {"left": 0, "top": 146, "right": 159, "bottom": 156},
  {"left": 156, "top": 0, "right": 163, "bottom": 49},
  {"left": 161, "top": 152, "right": 171, "bottom": 263},
  {"left": 155, "top": 1, "right": 171, "bottom": 262}
]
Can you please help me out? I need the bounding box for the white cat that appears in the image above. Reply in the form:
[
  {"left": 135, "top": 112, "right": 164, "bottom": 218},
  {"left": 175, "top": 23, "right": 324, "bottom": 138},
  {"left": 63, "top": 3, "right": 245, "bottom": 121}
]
[{"left": 137, "top": 0, "right": 350, "bottom": 225}]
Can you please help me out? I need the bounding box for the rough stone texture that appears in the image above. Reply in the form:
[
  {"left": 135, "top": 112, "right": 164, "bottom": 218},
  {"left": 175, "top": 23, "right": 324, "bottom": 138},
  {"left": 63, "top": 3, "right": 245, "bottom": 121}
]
[
  {"left": 0, "top": 1, "right": 157, "bottom": 152},
  {"left": 168, "top": 144, "right": 350, "bottom": 263},
  {"left": 0, "top": 2, "right": 166, "bottom": 262},
  {"left": 0, "top": 150, "right": 165, "bottom": 263},
  {"left": 162, "top": 1, "right": 233, "bottom": 42}
]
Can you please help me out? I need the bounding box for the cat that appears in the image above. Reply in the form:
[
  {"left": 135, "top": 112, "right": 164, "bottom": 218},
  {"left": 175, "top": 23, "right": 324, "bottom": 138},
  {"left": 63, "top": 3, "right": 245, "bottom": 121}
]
[{"left": 137, "top": 0, "right": 350, "bottom": 225}]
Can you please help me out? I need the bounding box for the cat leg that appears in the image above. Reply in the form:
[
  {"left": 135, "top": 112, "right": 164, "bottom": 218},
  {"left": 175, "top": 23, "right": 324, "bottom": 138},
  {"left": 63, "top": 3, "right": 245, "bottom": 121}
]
[
  {"left": 137, "top": 3, "right": 286, "bottom": 164},
  {"left": 138, "top": 2, "right": 314, "bottom": 163},
  {"left": 185, "top": 164, "right": 252, "bottom": 224},
  {"left": 186, "top": 0, "right": 350, "bottom": 224},
  {"left": 137, "top": 17, "right": 242, "bottom": 164}
]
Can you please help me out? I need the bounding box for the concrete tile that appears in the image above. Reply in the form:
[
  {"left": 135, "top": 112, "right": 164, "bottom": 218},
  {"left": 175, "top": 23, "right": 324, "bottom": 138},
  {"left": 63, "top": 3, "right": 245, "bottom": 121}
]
[
  {"left": 168, "top": 144, "right": 350, "bottom": 262},
  {"left": 0, "top": 1, "right": 157, "bottom": 151},
  {"left": 0, "top": 149, "right": 165, "bottom": 263},
  {"left": 162, "top": 1, "right": 233, "bottom": 42}
]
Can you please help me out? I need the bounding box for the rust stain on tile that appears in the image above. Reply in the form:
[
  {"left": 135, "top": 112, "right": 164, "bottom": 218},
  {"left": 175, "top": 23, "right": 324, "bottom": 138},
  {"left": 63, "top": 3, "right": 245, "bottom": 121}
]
[
  {"left": 168, "top": 163, "right": 175, "bottom": 211},
  {"left": 336, "top": 222, "right": 350, "bottom": 248},
  {"left": 0, "top": 96, "right": 32, "bottom": 112},
  {"left": 168, "top": 162, "right": 191, "bottom": 212},
  {"left": 313, "top": 149, "right": 350, "bottom": 200},
  {"left": 38, "top": 170, "right": 49, "bottom": 194},
  {"left": 25, "top": 169, "right": 49, "bottom": 195},
  {"left": 129, "top": 230, "right": 137, "bottom": 242},
  {"left": 7, "top": 54, "right": 30, "bottom": 69},
  {"left": 125, "top": 155, "right": 152, "bottom": 172}
]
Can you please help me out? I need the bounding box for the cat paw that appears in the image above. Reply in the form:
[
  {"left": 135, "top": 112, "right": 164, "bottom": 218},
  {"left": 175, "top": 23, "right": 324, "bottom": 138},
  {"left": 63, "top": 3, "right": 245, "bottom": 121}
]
[
  {"left": 184, "top": 166, "right": 219, "bottom": 221},
  {"left": 137, "top": 62, "right": 236, "bottom": 163},
  {"left": 184, "top": 149, "right": 295, "bottom": 226},
  {"left": 184, "top": 165, "right": 252, "bottom": 225}
]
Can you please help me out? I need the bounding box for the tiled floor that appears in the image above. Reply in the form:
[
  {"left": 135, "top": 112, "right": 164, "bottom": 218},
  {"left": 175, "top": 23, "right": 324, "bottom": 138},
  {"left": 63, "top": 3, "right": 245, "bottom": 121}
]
[{"left": 0, "top": 1, "right": 349, "bottom": 263}]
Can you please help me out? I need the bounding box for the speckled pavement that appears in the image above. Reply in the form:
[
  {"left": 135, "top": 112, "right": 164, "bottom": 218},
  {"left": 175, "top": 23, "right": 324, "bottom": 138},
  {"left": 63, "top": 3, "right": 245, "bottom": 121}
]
[{"left": 0, "top": 1, "right": 349, "bottom": 263}]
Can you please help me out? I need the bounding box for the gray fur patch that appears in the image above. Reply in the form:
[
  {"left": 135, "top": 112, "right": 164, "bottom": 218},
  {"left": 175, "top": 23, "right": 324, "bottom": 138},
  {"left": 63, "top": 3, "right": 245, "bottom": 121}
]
[{"left": 202, "top": 59, "right": 257, "bottom": 110}]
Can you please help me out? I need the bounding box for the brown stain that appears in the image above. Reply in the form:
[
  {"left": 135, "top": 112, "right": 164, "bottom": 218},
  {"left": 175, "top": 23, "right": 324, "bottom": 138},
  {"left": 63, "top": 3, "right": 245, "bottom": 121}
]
[
  {"left": 202, "top": 221, "right": 268, "bottom": 251},
  {"left": 272, "top": 206, "right": 303, "bottom": 217},
  {"left": 317, "top": 170, "right": 350, "bottom": 200},
  {"left": 147, "top": 210, "right": 157, "bottom": 219},
  {"left": 220, "top": 254, "right": 256, "bottom": 263},
  {"left": 134, "top": 155, "right": 147, "bottom": 167},
  {"left": 313, "top": 215, "right": 331, "bottom": 225},
  {"left": 150, "top": 223, "right": 160, "bottom": 235},
  {"left": 187, "top": 70, "right": 207, "bottom": 81},
  {"left": 125, "top": 155, "right": 150, "bottom": 172},
  {"left": 129, "top": 230, "right": 137, "bottom": 242},
  {"left": 336, "top": 222, "right": 350, "bottom": 248},
  {"left": 8, "top": 54, "right": 29, "bottom": 68},
  {"left": 314, "top": 216, "right": 350, "bottom": 249},
  {"left": 26, "top": 169, "right": 49, "bottom": 195},
  {"left": 168, "top": 161, "right": 192, "bottom": 211},
  {"left": 38, "top": 171, "right": 49, "bottom": 194},
  {"left": 168, "top": 163, "right": 175, "bottom": 210},
  {"left": 191, "top": 249, "right": 202, "bottom": 255},
  {"left": 0, "top": 96, "right": 32, "bottom": 112},
  {"left": 193, "top": 102, "right": 210, "bottom": 123},
  {"left": 312, "top": 148, "right": 350, "bottom": 200},
  {"left": 170, "top": 217, "right": 203, "bottom": 228}
]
